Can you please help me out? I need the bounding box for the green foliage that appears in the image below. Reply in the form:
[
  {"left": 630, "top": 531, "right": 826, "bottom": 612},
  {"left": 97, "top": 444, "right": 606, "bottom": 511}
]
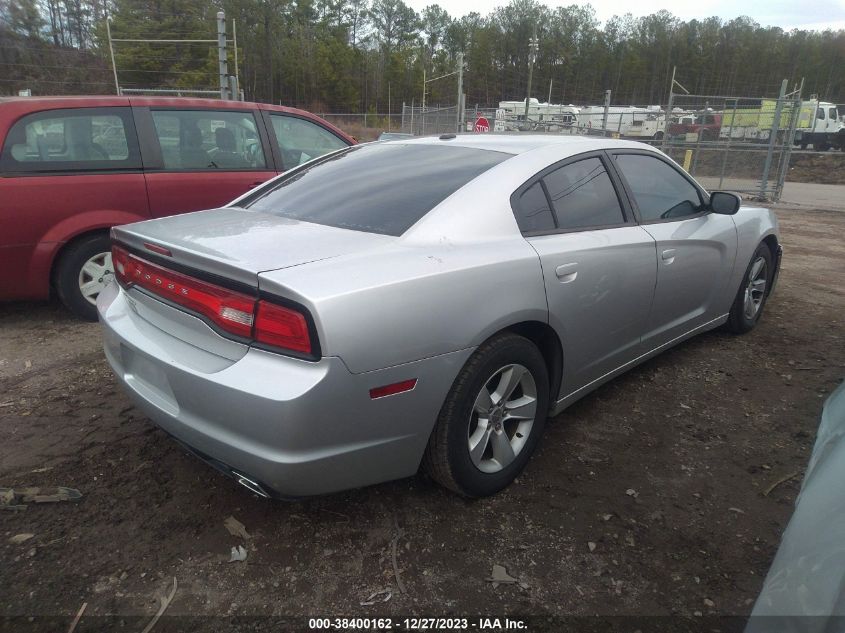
[{"left": 1, "top": 0, "right": 843, "bottom": 110}]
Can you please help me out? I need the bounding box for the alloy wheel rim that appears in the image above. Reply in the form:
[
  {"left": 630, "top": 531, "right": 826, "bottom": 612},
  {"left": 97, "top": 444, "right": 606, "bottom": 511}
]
[
  {"left": 743, "top": 256, "right": 767, "bottom": 320},
  {"left": 78, "top": 251, "right": 114, "bottom": 306},
  {"left": 467, "top": 363, "right": 537, "bottom": 474}
]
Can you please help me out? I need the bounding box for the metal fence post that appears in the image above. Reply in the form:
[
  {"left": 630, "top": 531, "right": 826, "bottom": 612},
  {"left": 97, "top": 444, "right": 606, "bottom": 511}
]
[
  {"left": 217, "top": 12, "right": 229, "bottom": 100},
  {"left": 760, "top": 79, "right": 787, "bottom": 199},
  {"left": 718, "top": 98, "right": 739, "bottom": 190},
  {"left": 106, "top": 18, "right": 120, "bottom": 95},
  {"left": 774, "top": 79, "right": 804, "bottom": 201},
  {"left": 602, "top": 90, "right": 610, "bottom": 134},
  {"left": 663, "top": 66, "right": 675, "bottom": 150},
  {"left": 456, "top": 53, "right": 464, "bottom": 133}
]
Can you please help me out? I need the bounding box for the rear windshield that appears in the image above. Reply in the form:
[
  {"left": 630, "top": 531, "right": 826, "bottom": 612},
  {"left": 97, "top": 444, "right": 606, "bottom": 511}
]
[{"left": 245, "top": 143, "right": 510, "bottom": 236}]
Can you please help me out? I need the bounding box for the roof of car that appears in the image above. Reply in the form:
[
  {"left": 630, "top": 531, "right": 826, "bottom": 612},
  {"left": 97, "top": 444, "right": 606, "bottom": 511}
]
[
  {"left": 0, "top": 95, "right": 313, "bottom": 113},
  {"left": 381, "top": 133, "right": 658, "bottom": 156},
  {"left": 0, "top": 95, "right": 355, "bottom": 143}
]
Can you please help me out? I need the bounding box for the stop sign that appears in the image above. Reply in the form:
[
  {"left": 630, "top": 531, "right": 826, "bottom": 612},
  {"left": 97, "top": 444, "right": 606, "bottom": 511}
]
[{"left": 474, "top": 116, "right": 490, "bottom": 133}]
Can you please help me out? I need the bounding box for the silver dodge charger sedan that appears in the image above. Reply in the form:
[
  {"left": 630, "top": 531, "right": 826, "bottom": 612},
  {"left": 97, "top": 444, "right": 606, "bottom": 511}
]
[{"left": 98, "top": 135, "right": 781, "bottom": 498}]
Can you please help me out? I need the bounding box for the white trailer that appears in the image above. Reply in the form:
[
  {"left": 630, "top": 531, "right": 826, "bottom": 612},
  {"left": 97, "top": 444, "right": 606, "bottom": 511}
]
[
  {"left": 496, "top": 99, "right": 579, "bottom": 133},
  {"left": 576, "top": 106, "right": 666, "bottom": 139}
]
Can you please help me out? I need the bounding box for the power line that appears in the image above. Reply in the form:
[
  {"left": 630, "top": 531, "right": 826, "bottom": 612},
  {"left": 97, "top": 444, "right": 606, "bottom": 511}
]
[
  {"left": 0, "top": 61, "right": 107, "bottom": 70},
  {"left": 0, "top": 77, "right": 113, "bottom": 85}
]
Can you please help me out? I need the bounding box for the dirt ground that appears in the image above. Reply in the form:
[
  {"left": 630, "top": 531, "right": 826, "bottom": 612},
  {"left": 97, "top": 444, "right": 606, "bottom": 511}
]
[{"left": 1, "top": 208, "right": 843, "bottom": 632}]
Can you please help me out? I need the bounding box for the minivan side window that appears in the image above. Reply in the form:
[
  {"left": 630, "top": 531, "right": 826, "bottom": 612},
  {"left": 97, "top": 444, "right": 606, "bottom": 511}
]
[
  {"left": 542, "top": 157, "right": 626, "bottom": 231},
  {"left": 268, "top": 114, "right": 348, "bottom": 168},
  {"left": 150, "top": 110, "right": 267, "bottom": 171},
  {"left": 0, "top": 107, "right": 140, "bottom": 173},
  {"left": 614, "top": 154, "right": 703, "bottom": 222}
]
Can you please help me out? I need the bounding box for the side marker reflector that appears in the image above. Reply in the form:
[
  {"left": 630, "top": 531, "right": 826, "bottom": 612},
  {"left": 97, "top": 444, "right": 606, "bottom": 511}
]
[{"left": 369, "top": 379, "right": 417, "bottom": 400}]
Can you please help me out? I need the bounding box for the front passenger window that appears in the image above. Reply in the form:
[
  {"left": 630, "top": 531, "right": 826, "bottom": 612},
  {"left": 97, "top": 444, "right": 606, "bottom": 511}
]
[
  {"left": 614, "top": 154, "right": 703, "bottom": 222},
  {"left": 269, "top": 115, "right": 347, "bottom": 168}
]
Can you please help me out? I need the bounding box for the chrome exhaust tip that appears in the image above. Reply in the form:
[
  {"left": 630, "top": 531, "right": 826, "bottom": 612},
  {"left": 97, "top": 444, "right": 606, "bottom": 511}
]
[{"left": 232, "top": 472, "right": 271, "bottom": 498}]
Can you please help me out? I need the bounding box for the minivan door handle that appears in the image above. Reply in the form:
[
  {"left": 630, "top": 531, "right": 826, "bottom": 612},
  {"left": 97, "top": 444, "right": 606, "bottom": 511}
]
[
  {"left": 661, "top": 249, "right": 676, "bottom": 264},
  {"left": 555, "top": 263, "right": 578, "bottom": 283}
]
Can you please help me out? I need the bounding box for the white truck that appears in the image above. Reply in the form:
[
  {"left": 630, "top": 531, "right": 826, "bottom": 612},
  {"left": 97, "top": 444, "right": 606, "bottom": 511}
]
[
  {"left": 719, "top": 98, "right": 844, "bottom": 150},
  {"left": 794, "top": 100, "right": 844, "bottom": 151}
]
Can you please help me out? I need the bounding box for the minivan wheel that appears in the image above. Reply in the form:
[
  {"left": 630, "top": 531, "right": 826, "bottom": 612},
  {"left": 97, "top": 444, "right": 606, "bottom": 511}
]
[
  {"left": 726, "top": 243, "right": 773, "bottom": 334},
  {"left": 55, "top": 234, "right": 113, "bottom": 321},
  {"left": 423, "top": 333, "right": 549, "bottom": 497}
]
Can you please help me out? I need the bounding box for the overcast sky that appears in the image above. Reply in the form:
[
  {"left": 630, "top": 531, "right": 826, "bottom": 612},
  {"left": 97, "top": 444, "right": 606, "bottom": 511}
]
[{"left": 403, "top": 0, "right": 845, "bottom": 31}]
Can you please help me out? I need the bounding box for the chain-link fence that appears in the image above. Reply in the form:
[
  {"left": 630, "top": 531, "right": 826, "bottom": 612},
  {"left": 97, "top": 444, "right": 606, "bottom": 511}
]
[
  {"left": 322, "top": 81, "right": 806, "bottom": 201},
  {"left": 312, "top": 113, "right": 403, "bottom": 142},
  {"left": 402, "top": 86, "right": 803, "bottom": 201},
  {"left": 657, "top": 82, "right": 802, "bottom": 201},
  {"left": 400, "top": 105, "right": 461, "bottom": 136}
]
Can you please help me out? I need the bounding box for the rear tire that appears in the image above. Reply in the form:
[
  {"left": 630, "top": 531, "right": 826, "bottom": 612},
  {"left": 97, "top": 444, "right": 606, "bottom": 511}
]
[
  {"left": 423, "top": 333, "right": 549, "bottom": 497},
  {"left": 55, "top": 233, "right": 113, "bottom": 321},
  {"left": 726, "top": 243, "right": 773, "bottom": 334}
]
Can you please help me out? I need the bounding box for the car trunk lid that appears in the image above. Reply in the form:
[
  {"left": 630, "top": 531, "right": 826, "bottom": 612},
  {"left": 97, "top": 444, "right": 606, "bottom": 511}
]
[
  {"left": 109, "top": 207, "right": 394, "bottom": 360},
  {"left": 112, "top": 206, "right": 393, "bottom": 288}
]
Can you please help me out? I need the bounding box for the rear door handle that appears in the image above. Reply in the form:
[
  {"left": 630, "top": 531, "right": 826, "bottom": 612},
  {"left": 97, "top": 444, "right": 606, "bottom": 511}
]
[
  {"left": 248, "top": 180, "right": 265, "bottom": 189},
  {"left": 555, "top": 263, "right": 578, "bottom": 283},
  {"left": 661, "top": 249, "right": 676, "bottom": 264}
]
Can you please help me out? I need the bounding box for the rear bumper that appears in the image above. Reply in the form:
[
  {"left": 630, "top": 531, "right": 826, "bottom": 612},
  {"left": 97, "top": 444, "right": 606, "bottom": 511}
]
[{"left": 97, "top": 282, "right": 471, "bottom": 497}]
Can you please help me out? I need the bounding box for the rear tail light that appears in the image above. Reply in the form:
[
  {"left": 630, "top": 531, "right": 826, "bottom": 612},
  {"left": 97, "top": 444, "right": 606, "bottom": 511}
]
[
  {"left": 111, "top": 244, "right": 315, "bottom": 357},
  {"left": 254, "top": 301, "right": 311, "bottom": 355}
]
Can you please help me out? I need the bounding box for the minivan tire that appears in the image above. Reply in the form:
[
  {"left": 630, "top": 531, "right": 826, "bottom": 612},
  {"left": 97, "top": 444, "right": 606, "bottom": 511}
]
[
  {"left": 55, "top": 233, "right": 113, "bottom": 321},
  {"left": 423, "top": 333, "right": 549, "bottom": 497}
]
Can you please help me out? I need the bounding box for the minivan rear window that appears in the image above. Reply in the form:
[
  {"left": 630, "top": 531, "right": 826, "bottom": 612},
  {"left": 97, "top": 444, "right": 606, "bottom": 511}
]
[
  {"left": 245, "top": 143, "right": 509, "bottom": 236},
  {"left": 0, "top": 107, "right": 141, "bottom": 173}
]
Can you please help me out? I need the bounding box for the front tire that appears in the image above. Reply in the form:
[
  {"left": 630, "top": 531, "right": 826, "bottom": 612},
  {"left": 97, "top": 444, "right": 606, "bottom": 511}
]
[
  {"left": 55, "top": 233, "right": 114, "bottom": 321},
  {"left": 726, "top": 243, "right": 773, "bottom": 334},
  {"left": 423, "top": 333, "right": 549, "bottom": 497}
]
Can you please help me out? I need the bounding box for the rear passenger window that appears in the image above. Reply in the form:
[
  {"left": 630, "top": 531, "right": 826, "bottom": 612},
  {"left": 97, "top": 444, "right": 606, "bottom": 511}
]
[
  {"left": 514, "top": 182, "right": 555, "bottom": 232},
  {"left": 151, "top": 110, "right": 267, "bottom": 170},
  {"left": 542, "top": 157, "right": 625, "bottom": 230},
  {"left": 0, "top": 107, "right": 140, "bottom": 173}
]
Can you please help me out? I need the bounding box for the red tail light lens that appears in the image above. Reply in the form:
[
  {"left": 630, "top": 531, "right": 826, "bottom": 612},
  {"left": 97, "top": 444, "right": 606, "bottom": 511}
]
[
  {"left": 254, "top": 301, "right": 311, "bottom": 355},
  {"left": 111, "top": 244, "right": 255, "bottom": 338},
  {"left": 111, "top": 244, "right": 315, "bottom": 357}
]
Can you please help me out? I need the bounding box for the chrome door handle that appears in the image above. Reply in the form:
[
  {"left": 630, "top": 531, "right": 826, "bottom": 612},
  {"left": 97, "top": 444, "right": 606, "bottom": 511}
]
[
  {"left": 555, "top": 263, "right": 578, "bottom": 283},
  {"left": 661, "top": 249, "right": 676, "bottom": 264}
]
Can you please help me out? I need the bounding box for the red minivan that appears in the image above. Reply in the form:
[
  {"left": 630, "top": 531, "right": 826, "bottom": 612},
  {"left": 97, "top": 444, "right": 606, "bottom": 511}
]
[{"left": 0, "top": 96, "right": 355, "bottom": 319}]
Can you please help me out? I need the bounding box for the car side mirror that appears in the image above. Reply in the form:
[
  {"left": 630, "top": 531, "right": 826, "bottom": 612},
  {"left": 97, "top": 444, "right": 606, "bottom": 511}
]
[{"left": 709, "top": 191, "right": 741, "bottom": 215}]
